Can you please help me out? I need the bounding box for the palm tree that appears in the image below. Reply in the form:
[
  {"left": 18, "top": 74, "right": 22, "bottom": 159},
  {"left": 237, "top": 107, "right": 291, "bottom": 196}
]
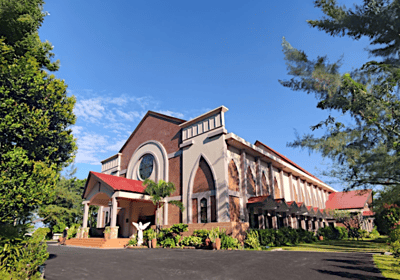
[{"left": 143, "top": 179, "right": 185, "bottom": 231}]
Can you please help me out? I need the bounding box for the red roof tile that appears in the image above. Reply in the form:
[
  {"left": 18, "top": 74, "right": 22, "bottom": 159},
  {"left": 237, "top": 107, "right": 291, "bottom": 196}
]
[
  {"left": 325, "top": 190, "right": 372, "bottom": 210},
  {"left": 90, "top": 171, "right": 146, "bottom": 194},
  {"left": 363, "top": 210, "right": 374, "bottom": 216},
  {"left": 247, "top": 196, "right": 270, "bottom": 204},
  {"left": 287, "top": 201, "right": 295, "bottom": 207},
  {"left": 297, "top": 202, "right": 304, "bottom": 206}
]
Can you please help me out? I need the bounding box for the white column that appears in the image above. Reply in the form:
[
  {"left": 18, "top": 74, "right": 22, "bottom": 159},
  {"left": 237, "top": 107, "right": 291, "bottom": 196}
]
[
  {"left": 110, "top": 196, "right": 118, "bottom": 227},
  {"left": 97, "top": 206, "right": 104, "bottom": 228},
  {"left": 164, "top": 199, "right": 168, "bottom": 226},
  {"left": 82, "top": 201, "right": 90, "bottom": 228}
]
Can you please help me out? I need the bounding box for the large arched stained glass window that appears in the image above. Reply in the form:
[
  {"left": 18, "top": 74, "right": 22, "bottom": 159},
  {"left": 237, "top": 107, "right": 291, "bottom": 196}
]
[{"left": 139, "top": 154, "right": 154, "bottom": 180}]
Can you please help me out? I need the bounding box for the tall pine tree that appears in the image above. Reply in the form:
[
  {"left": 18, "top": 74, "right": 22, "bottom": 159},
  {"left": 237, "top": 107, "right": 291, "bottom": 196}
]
[{"left": 280, "top": 0, "right": 400, "bottom": 189}]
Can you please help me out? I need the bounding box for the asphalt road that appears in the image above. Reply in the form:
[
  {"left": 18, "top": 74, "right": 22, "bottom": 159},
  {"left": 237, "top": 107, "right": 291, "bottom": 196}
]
[{"left": 44, "top": 244, "right": 385, "bottom": 280}]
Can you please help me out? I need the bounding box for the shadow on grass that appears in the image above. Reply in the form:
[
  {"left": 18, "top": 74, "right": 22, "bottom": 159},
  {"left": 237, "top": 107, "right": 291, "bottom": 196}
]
[{"left": 315, "top": 269, "right": 392, "bottom": 280}]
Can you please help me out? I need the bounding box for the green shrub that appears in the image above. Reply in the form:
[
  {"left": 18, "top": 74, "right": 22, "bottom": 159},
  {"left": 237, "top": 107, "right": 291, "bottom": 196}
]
[
  {"left": 67, "top": 224, "right": 81, "bottom": 239},
  {"left": 368, "top": 227, "right": 380, "bottom": 239},
  {"left": 336, "top": 227, "right": 348, "bottom": 239},
  {"left": 389, "top": 227, "right": 400, "bottom": 258},
  {"left": 0, "top": 225, "right": 48, "bottom": 279},
  {"left": 244, "top": 230, "right": 260, "bottom": 249},
  {"left": 170, "top": 223, "right": 188, "bottom": 235},
  {"left": 53, "top": 222, "right": 67, "bottom": 234},
  {"left": 34, "top": 227, "right": 50, "bottom": 238},
  {"left": 161, "top": 237, "right": 175, "bottom": 248},
  {"left": 181, "top": 236, "right": 202, "bottom": 247},
  {"left": 128, "top": 236, "right": 138, "bottom": 246},
  {"left": 175, "top": 234, "right": 181, "bottom": 246},
  {"left": 193, "top": 229, "right": 211, "bottom": 244},
  {"left": 221, "top": 234, "right": 240, "bottom": 249},
  {"left": 145, "top": 228, "right": 157, "bottom": 240}
]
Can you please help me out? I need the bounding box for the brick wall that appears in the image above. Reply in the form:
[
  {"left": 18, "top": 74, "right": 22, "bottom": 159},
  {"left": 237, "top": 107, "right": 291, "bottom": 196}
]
[
  {"left": 229, "top": 196, "right": 240, "bottom": 222},
  {"left": 168, "top": 156, "right": 181, "bottom": 196},
  {"left": 168, "top": 203, "right": 182, "bottom": 225},
  {"left": 120, "top": 114, "right": 182, "bottom": 170},
  {"left": 247, "top": 167, "right": 256, "bottom": 196},
  {"left": 228, "top": 160, "right": 239, "bottom": 192},
  {"left": 193, "top": 158, "right": 215, "bottom": 193}
]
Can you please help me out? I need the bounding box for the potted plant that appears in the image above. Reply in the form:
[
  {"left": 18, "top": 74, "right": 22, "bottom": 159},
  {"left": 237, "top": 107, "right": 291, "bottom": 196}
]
[
  {"left": 103, "top": 226, "right": 111, "bottom": 240},
  {"left": 146, "top": 228, "right": 157, "bottom": 248},
  {"left": 83, "top": 227, "right": 89, "bottom": 238},
  {"left": 209, "top": 229, "right": 220, "bottom": 250}
]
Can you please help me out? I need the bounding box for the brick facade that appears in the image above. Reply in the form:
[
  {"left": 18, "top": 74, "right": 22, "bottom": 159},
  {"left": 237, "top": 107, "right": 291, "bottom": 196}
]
[
  {"left": 229, "top": 196, "right": 240, "bottom": 222},
  {"left": 228, "top": 159, "right": 240, "bottom": 192},
  {"left": 192, "top": 158, "right": 215, "bottom": 193},
  {"left": 119, "top": 114, "right": 182, "bottom": 171},
  {"left": 246, "top": 167, "right": 256, "bottom": 196},
  {"left": 168, "top": 156, "right": 181, "bottom": 196}
]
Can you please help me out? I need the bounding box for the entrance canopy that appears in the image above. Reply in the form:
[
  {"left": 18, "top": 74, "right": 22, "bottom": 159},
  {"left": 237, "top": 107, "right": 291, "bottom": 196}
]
[{"left": 83, "top": 171, "right": 150, "bottom": 206}]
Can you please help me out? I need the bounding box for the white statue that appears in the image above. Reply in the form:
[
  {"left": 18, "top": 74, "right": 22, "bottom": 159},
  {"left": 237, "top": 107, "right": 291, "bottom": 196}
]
[{"left": 132, "top": 222, "right": 150, "bottom": 246}]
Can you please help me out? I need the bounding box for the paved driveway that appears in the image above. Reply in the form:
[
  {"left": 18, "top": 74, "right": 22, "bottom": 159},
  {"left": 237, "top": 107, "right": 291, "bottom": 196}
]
[{"left": 44, "top": 244, "right": 385, "bottom": 280}]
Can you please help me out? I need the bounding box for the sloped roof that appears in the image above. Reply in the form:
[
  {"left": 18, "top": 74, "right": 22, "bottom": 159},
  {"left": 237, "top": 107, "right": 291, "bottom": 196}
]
[
  {"left": 119, "top": 111, "right": 186, "bottom": 152},
  {"left": 325, "top": 189, "right": 372, "bottom": 210},
  {"left": 247, "top": 196, "right": 270, "bottom": 204},
  {"left": 85, "top": 171, "right": 146, "bottom": 197},
  {"left": 254, "top": 140, "right": 324, "bottom": 184}
]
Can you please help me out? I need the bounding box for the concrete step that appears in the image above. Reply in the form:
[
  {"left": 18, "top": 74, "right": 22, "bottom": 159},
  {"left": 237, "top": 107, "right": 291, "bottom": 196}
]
[{"left": 65, "top": 238, "right": 130, "bottom": 248}]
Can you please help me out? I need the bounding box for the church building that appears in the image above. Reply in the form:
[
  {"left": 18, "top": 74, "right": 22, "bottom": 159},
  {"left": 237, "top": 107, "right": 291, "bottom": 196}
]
[{"left": 81, "top": 106, "right": 360, "bottom": 240}]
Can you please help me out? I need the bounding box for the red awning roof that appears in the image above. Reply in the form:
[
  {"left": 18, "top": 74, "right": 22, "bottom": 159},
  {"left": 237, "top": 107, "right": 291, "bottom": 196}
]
[
  {"left": 363, "top": 210, "right": 374, "bottom": 216},
  {"left": 325, "top": 189, "right": 372, "bottom": 210},
  {"left": 287, "top": 201, "right": 295, "bottom": 207},
  {"left": 89, "top": 171, "right": 146, "bottom": 194},
  {"left": 247, "top": 196, "right": 270, "bottom": 204}
]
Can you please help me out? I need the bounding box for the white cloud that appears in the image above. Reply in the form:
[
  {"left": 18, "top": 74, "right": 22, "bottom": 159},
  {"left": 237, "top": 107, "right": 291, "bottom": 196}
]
[
  {"left": 105, "top": 112, "right": 117, "bottom": 123},
  {"left": 116, "top": 110, "right": 141, "bottom": 122},
  {"left": 156, "top": 110, "right": 185, "bottom": 119},
  {"left": 72, "top": 92, "right": 187, "bottom": 166},
  {"left": 71, "top": 125, "right": 84, "bottom": 135},
  {"left": 74, "top": 98, "right": 105, "bottom": 123},
  {"left": 109, "top": 97, "right": 127, "bottom": 106},
  {"left": 106, "top": 139, "right": 126, "bottom": 152},
  {"left": 130, "top": 96, "right": 158, "bottom": 109},
  {"left": 75, "top": 133, "right": 109, "bottom": 164}
]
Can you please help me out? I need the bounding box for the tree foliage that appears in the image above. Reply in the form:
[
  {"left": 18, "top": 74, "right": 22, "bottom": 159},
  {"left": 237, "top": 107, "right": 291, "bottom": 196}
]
[
  {"left": 280, "top": 0, "right": 400, "bottom": 189},
  {"left": 0, "top": 0, "right": 76, "bottom": 224},
  {"left": 38, "top": 167, "right": 87, "bottom": 231},
  {"left": 143, "top": 179, "right": 184, "bottom": 230}
]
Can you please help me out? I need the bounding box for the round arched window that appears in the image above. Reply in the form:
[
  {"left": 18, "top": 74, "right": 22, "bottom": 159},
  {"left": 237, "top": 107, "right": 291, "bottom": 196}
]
[{"left": 139, "top": 154, "right": 154, "bottom": 180}]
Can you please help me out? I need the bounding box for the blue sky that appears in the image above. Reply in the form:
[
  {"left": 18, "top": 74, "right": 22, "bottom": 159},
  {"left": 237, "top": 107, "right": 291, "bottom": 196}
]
[{"left": 39, "top": 1, "right": 368, "bottom": 191}]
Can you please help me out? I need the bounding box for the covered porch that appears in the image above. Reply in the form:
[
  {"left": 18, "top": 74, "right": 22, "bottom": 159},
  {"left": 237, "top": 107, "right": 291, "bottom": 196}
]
[
  {"left": 247, "top": 196, "right": 331, "bottom": 231},
  {"left": 73, "top": 172, "right": 158, "bottom": 244}
]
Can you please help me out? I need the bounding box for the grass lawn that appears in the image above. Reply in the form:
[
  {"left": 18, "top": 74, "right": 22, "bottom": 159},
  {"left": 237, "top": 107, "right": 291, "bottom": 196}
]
[
  {"left": 279, "top": 237, "right": 390, "bottom": 253},
  {"left": 374, "top": 255, "right": 400, "bottom": 280},
  {"left": 278, "top": 237, "right": 400, "bottom": 279}
]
